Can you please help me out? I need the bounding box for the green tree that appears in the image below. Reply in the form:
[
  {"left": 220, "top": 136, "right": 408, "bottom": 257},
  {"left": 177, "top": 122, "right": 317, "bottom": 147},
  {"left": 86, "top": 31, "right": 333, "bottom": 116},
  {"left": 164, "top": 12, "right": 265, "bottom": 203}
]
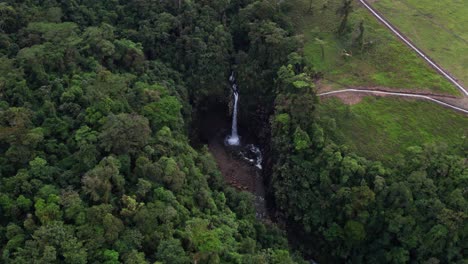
[
  {"left": 100, "top": 113, "right": 151, "bottom": 154},
  {"left": 337, "top": 0, "right": 353, "bottom": 35},
  {"left": 156, "top": 238, "right": 189, "bottom": 264},
  {"left": 293, "top": 127, "right": 311, "bottom": 151},
  {"left": 314, "top": 37, "right": 327, "bottom": 60},
  {"left": 82, "top": 156, "right": 124, "bottom": 203},
  {"left": 142, "top": 96, "right": 182, "bottom": 132}
]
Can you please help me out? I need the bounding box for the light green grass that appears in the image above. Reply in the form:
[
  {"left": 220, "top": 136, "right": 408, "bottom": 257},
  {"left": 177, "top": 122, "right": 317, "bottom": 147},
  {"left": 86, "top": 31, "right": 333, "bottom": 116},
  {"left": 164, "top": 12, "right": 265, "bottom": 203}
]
[
  {"left": 285, "top": 0, "right": 460, "bottom": 95},
  {"left": 317, "top": 97, "right": 468, "bottom": 161},
  {"left": 284, "top": 0, "right": 466, "bottom": 161},
  {"left": 372, "top": 0, "right": 468, "bottom": 88}
]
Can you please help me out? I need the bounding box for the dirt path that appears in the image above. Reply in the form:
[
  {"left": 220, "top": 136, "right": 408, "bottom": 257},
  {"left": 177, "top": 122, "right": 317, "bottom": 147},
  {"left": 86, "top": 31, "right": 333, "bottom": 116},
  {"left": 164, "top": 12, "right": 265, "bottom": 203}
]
[
  {"left": 358, "top": 0, "right": 468, "bottom": 96},
  {"left": 319, "top": 88, "right": 468, "bottom": 113}
]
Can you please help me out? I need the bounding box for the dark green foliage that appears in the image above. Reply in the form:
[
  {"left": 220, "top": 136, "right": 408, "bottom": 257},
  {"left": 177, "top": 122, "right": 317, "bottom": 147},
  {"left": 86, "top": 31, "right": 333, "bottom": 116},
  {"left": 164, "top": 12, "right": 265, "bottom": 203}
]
[
  {"left": 337, "top": 0, "right": 353, "bottom": 35},
  {"left": 270, "top": 61, "right": 467, "bottom": 263},
  {"left": 0, "top": 0, "right": 304, "bottom": 263},
  {"left": 2, "top": 0, "right": 464, "bottom": 263},
  {"left": 156, "top": 238, "right": 189, "bottom": 264},
  {"left": 99, "top": 114, "right": 151, "bottom": 155}
]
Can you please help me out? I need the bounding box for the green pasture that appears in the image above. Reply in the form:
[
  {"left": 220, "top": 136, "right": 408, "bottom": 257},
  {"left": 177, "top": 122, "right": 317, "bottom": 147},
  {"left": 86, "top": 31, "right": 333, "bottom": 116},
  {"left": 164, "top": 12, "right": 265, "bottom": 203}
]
[
  {"left": 285, "top": 0, "right": 460, "bottom": 95},
  {"left": 317, "top": 96, "right": 467, "bottom": 161},
  {"left": 372, "top": 0, "right": 468, "bottom": 88}
]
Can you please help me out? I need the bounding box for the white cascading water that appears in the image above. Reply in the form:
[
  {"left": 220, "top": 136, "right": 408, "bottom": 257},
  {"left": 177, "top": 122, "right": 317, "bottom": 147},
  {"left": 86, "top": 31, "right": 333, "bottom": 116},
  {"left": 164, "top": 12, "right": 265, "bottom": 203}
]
[
  {"left": 240, "top": 144, "right": 263, "bottom": 169},
  {"left": 227, "top": 77, "right": 240, "bottom": 145},
  {"left": 226, "top": 71, "right": 262, "bottom": 170}
]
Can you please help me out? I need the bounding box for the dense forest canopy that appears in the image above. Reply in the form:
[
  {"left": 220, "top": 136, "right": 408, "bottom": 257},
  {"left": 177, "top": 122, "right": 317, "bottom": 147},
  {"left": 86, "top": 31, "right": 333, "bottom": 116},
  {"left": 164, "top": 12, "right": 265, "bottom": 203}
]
[
  {"left": 270, "top": 71, "right": 467, "bottom": 263},
  {"left": 0, "top": 0, "right": 466, "bottom": 263},
  {"left": 0, "top": 0, "right": 306, "bottom": 263}
]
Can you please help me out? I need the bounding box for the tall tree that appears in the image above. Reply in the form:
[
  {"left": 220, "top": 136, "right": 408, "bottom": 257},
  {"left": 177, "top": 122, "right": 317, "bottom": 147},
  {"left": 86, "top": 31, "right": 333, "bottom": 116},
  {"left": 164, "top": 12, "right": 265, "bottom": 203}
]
[{"left": 337, "top": 0, "right": 353, "bottom": 35}]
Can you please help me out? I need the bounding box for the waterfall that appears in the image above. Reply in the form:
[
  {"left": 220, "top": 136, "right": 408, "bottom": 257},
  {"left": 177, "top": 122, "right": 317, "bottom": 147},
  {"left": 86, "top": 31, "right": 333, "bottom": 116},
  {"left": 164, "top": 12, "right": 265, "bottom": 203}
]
[
  {"left": 226, "top": 71, "right": 263, "bottom": 170},
  {"left": 227, "top": 73, "right": 240, "bottom": 146}
]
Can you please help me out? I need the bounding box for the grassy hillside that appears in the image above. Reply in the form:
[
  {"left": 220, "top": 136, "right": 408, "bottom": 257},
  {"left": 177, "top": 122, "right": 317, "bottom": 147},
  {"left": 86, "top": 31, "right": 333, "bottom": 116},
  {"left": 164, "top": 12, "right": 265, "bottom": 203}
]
[
  {"left": 372, "top": 0, "right": 468, "bottom": 87},
  {"left": 317, "top": 96, "right": 468, "bottom": 161},
  {"left": 282, "top": 0, "right": 466, "bottom": 160},
  {"left": 285, "top": 0, "right": 459, "bottom": 95}
]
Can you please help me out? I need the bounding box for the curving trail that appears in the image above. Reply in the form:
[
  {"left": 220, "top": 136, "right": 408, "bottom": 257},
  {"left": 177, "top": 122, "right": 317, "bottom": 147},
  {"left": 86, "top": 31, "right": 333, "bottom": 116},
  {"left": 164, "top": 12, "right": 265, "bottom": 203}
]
[
  {"left": 318, "top": 89, "right": 468, "bottom": 114},
  {"left": 358, "top": 0, "right": 468, "bottom": 96}
]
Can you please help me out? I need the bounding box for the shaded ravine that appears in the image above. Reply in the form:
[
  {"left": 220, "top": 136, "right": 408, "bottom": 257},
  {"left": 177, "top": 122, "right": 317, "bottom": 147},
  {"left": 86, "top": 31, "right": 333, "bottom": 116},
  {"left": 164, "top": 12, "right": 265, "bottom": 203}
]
[
  {"left": 197, "top": 71, "right": 268, "bottom": 218},
  {"left": 199, "top": 111, "right": 268, "bottom": 219}
]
